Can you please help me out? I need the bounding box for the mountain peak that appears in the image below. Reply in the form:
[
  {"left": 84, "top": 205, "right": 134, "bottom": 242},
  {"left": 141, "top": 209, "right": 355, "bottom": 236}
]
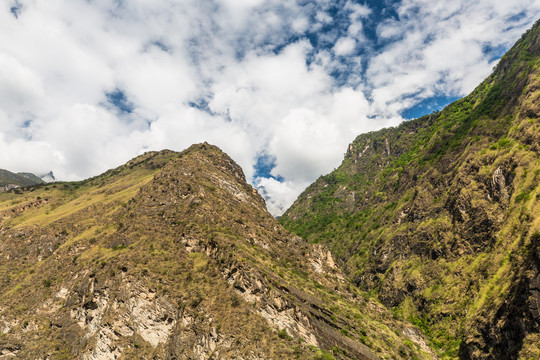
[
  {"left": 0, "top": 143, "right": 432, "bottom": 359},
  {"left": 40, "top": 171, "right": 56, "bottom": 183}
]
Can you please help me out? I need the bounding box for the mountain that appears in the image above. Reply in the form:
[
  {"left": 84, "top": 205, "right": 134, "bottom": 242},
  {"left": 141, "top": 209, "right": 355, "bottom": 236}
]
[
  {"left": 40, "top": 171, "right": 56, "bottom": 183},
  {"left": 0, "top": 169, "right": 44, "bottom": 192},
  {"left": 0, "top": 144, "right": 434, "bottom": 359},
  {"left": 280, "top": 19, "right": 540, "bottom": 359}
]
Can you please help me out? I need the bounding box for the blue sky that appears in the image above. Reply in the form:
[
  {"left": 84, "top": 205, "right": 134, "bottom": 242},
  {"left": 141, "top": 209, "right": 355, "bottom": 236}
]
[{"left": 0, "top": 0, "right": 539, "bottom": 214}]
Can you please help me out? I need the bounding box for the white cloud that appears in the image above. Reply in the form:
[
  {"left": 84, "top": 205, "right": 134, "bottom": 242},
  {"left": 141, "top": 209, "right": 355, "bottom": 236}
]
[
  {"left": 368, "top": 0, "right": 540, "bottom": 115},
  {"left": 0, "top": 0, "right": 539, "bottom": 215},
  {"left": 346, "top": 2, "right": 371, "bottom": 20},
  {"left": 270, "top": 108, "right": 342, "bottom": 181},
  {"left": 316, "top": 11, "right": 333, "bottom": 25},
  {"left": 0, "top": 54, "right": 44, "bottom": 113},
  {"left": 333, "top": 37, "right": 356, "bottom": 56},
  {"left": 255, "top": 177, "right": 307, "bottom": 216},
  {"left": 292, "top": 16, "right": 310, "bottom": 33}
]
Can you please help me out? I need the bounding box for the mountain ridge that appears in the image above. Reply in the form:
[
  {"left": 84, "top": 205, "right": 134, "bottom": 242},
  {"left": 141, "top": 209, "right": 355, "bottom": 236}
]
[
  {"left": 0, "top": 168, "right": 44, "bottom": 192},
  {"left": 280, "top": 18, "right": 540, "bottom": 359}
]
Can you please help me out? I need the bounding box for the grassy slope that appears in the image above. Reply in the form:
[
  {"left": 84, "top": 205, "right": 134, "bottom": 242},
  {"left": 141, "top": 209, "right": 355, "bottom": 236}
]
[{"left": 280, "top": 19, "right": 540, "bottom": 359}]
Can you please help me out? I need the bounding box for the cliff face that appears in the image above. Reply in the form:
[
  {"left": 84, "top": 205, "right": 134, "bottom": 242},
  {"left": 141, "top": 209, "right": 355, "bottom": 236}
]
[
  {"left": 0, "top": 144, "right": 432, "bottom": 359},
  {"left": 460, "top": 232, "right": 540, "bottom": 359},
  {"left": 280, "top": 20, "right": 540, "bottom": 358}
]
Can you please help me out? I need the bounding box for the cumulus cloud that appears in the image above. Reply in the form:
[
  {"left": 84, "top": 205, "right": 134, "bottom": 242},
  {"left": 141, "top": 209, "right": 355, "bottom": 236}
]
[
  {"left": 255, "top": 177, "right": 306, "bottom": 216},
  {"left": 333, "top": 37, "right": 357, "bottom": 56},
  {"left": 0, "top": 0, "right": 539, "bottom": 215}
]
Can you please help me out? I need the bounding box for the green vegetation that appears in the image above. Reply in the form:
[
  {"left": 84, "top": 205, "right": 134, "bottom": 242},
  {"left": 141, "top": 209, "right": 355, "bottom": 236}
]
[{"left": 281, "top": 19, "right": 540, "bottom": 359}]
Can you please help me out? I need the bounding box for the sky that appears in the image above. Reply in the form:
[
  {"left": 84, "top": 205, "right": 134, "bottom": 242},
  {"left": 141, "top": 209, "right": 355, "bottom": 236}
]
[{"left": 1, "top": 0, "right": 539, "bottom": 215}]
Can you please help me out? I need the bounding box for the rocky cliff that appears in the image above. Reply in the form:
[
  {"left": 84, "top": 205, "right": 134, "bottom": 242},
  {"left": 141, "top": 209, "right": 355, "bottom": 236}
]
[
  {"left": 280, "top": 19, "right": 540, "bottom": 359},
  {"left": 0, "top": 144, "right": 432, "bottom": 359}
]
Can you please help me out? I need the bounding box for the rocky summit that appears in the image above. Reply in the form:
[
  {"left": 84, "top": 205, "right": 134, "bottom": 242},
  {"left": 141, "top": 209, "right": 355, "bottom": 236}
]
[
  {"left": 0, "top": 144, "right": 433, "bottom": 359},
  {"left": 280, "top": 19, "right": 540, "bottom": 359}
]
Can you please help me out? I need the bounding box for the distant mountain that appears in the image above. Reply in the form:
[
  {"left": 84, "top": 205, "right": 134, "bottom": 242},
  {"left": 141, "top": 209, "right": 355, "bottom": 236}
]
[
  {"left": 280, "top": 19, "right": 540, "bottom": 359},
  {"left": 40, "top": 171, "right": 56, "bottom": 183},
  {"left": 0, "top": 168, "right": 44, "bottom": 191},
  {"left": 17, "top": 172, "right": 45, "bottom": 184},
  {"left": 0, "top": 144, "right": 432, "bottom": 359}
]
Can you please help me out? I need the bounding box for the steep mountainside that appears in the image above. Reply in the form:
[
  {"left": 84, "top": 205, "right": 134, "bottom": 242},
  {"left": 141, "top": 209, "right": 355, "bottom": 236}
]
[
  {"left": 281, "top": 19, "right": 540, "bottom": 359},
  {"left": 0, "top": 169, "right": 44, "bottom": 192},
  {"left": 0, "top": 144, "right": 433, "bottom": 359}
]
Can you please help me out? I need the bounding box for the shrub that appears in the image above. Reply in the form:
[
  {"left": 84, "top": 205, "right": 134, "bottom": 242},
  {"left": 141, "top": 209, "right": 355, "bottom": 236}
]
[{"left": 278, "top": 329, "right": 292, "bottom": 341}]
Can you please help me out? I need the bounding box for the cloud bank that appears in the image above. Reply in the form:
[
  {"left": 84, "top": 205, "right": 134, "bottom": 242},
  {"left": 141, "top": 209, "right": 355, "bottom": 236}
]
[{"left": 0, "top": 0, "right": 539, "bottom": 214}]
